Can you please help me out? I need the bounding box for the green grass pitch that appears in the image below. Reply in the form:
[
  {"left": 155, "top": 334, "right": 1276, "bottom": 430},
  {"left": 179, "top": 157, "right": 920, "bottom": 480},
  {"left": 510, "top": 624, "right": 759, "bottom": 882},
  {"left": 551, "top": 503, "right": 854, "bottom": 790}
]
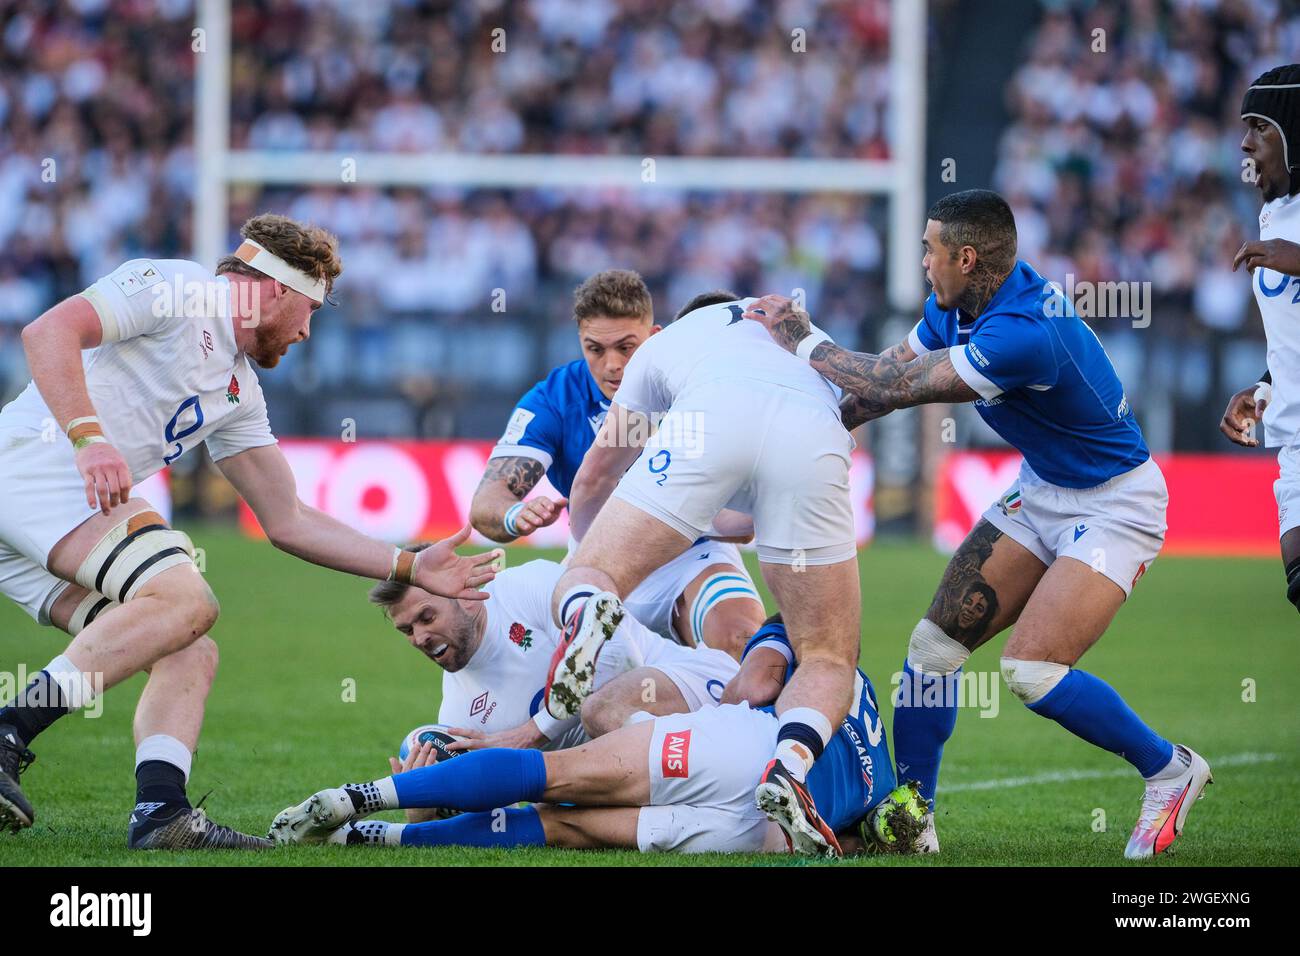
[{"left": 1, "top": 528, "right": 1297, "bottom": 867}]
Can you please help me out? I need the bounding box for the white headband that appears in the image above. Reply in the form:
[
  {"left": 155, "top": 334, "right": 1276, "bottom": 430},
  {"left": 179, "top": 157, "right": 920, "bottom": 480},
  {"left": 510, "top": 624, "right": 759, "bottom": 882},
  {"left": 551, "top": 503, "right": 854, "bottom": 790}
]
[{"left": 232, "top": 239, "right": 327, "bottom": 303}]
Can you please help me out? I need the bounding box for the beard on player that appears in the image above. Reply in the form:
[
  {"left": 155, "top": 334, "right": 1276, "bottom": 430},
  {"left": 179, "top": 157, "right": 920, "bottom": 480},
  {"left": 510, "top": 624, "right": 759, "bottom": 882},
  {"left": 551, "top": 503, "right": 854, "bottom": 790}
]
[
  {"left": 412, "top": 601, "right": 483, "bottom": 672},
  {"left": 246, "top": 300, "right": 311, "bottom": 368}
]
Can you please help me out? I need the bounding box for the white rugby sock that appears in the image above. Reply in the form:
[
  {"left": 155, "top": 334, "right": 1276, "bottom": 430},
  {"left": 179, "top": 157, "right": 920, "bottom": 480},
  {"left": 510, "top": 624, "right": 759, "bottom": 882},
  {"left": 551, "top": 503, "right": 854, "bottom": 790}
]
[
  {"left": 135, "top": 734, "right": 193, "bottom": 781},
  {"left": 557, "top": 584, "right": 597, "bottom": 627},
  {"left": 775, "top": 707, "right": 835, "bottom": 782},
  {"left": 45, "top": 654, "right": 98, "bottom": 712}
]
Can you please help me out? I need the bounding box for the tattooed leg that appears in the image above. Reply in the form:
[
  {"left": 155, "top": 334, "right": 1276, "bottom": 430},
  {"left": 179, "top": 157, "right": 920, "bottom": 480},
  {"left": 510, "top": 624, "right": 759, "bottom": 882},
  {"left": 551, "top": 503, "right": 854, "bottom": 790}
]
[
  {"left": 924, "top": 519, "right": 1045, "bottom": 651},
  {"left": 893, "top": 521, "right": 1047, "bottom": 812}
]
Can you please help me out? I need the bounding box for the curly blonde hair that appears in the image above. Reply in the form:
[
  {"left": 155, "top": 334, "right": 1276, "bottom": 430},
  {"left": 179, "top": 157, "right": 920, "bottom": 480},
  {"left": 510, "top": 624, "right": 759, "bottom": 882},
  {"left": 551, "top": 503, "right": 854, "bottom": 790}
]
[
  {"left": 216, "top": 213, "right": 343, "bottom": 294},
  {"left": 572, "top": 269, "right": 653, "bottom": 324}
]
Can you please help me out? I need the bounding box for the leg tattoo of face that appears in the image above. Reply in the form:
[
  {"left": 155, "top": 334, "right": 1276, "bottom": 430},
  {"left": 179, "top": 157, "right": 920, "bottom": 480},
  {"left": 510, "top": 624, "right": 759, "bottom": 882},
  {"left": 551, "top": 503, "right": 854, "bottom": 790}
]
[{"left": 926, "top": 521, "right": 1004, "bottom": 649}]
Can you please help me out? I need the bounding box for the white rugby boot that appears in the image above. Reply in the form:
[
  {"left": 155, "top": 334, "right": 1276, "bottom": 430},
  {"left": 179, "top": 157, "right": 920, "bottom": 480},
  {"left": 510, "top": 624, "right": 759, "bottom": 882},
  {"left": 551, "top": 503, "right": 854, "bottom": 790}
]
[
  {"left": 269, "top": 787, "right": 359, "bottom": 844},
  {"left": 544, "top": 591, "right": 626, "bottom": 719},
  {"left": 1124, "top": 745, "right": 1213, "bottom": 860}
]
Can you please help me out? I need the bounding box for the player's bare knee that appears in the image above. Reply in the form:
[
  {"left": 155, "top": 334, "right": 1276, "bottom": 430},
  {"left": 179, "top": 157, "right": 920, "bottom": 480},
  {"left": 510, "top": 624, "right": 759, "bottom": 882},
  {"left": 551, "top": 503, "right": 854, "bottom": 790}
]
[
  {"left": 140, "top": 568, "right": 220, "bottom": 643},
  {"left": 999, "top": 657, "right": 1068, "bottom": 705},
  {"left": 580, "top": 691, "right": 621, "bottom": 739},
  {"left": 700, "top": 601, "right": 765, "bottom": 657}
]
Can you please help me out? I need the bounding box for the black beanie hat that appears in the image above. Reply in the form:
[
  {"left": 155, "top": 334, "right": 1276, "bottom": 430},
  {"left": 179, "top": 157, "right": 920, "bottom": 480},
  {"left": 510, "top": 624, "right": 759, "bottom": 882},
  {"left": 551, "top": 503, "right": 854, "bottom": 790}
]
[{"left": 1242, "top": 64, "right": 1300, "bottom": 194}]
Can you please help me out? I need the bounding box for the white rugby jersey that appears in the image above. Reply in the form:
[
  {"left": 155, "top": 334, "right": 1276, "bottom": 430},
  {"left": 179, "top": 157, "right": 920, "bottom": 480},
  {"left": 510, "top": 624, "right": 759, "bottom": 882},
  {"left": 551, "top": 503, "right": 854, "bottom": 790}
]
[
  {"left": 613, "top": 297, "right": 841, "bottom": 418},
  {"left": 0, "top": 258, "right": 276, "bottom": 479},
  {"left": 438, "top": 559, "right": 688, "bottom": 750},
  {"left": 1254, "top": 193, "right": 1300, "bottom": 447}
]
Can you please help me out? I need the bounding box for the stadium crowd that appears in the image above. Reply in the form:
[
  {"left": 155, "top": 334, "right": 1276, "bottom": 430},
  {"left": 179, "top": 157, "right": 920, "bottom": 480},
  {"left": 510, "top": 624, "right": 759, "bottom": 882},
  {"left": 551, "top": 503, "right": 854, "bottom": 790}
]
[{"left": 0, "top": 0, "right": 1296, "bottom": 449}]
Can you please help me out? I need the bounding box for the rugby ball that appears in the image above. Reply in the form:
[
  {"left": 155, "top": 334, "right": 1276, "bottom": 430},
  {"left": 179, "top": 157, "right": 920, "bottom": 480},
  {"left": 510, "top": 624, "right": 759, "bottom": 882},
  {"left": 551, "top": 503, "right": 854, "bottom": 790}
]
[{"left": 397, "top": 724, "right": 466, "bottom": 762}]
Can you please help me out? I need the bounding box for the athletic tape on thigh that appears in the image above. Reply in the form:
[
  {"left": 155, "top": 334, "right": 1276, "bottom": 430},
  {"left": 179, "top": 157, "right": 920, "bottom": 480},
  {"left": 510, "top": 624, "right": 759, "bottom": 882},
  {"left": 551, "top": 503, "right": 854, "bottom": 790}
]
[
  {"left": 690, "top": 571, "right": 760, "bottom": 644},
  {"left": 1287, "top": 557, "right": 1300, "bottom": 611},
  {"left": 67, "top": 589, "right": 117, "bottom": 636},
  {"left": 75, "top": 511, "right": 196, "bottom": 604}
]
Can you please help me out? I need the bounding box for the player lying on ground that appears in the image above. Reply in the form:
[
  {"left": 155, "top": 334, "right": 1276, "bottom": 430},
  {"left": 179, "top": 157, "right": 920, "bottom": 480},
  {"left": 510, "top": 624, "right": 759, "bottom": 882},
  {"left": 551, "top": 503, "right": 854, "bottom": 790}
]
[
  {"left": 544, "top": 289, "right": 864, "bottom": 856},
  {"left": 470, "top": 271, "right": 765, "bottom": 657},
  {"left": 270, "top": 618, "right": 925, "bottom": 855},
  {"left": 367, "top": 546, "right": 741, "bottom": 754},
  {"left": 1220, "top": 64, "right": 1300, "bottom": 616},
  {"left": 0, "top": 214, "right": 500, "bottom": 847},
  {"left": 746, "top": 189, "right": 1211, "bottom": 860}
]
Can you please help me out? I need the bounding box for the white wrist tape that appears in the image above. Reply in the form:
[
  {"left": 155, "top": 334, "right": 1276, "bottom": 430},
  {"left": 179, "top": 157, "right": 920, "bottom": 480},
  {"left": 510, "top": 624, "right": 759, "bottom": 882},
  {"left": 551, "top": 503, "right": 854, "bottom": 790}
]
[
  {"left": 1255, "top": 381, "right": 1273, "bottom": 407},
  {"left": 795, "top": 331, "right": 832, "bottom": 362},
  {"left": 503, "top": 502, "right": 526, "bottom": 537}
]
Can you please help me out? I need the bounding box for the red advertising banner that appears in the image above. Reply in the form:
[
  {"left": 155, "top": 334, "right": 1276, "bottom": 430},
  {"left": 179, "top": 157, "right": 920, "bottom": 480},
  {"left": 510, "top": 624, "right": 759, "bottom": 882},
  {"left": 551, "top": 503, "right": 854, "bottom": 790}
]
[
  {"left": 934, "top": 451, "right": 1281, "bottom": 557},
  {"left": 237, "top": 439, "right": 879, "bottom": 548}
]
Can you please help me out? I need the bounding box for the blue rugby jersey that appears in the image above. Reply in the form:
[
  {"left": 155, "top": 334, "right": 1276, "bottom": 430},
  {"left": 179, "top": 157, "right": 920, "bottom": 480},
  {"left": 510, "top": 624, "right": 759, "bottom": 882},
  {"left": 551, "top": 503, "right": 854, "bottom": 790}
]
[
  {"left": 743, "top": 623, "right": 897, "bottom": 833},
  {"left": 488, "top": 359, "right": 608, "bottom": 499},
  {"left": 909, "top": 259, "right": 1149, "bottom": 488}
]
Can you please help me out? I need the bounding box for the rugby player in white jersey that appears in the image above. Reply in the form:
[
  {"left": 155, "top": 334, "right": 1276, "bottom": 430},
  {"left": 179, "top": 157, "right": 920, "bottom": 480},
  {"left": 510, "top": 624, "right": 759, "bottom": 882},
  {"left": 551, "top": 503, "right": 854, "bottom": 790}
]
[
  {"left": 366, "top": 545, "right": 740, "bottom": 765},
  {"left": 0, "top": 214, "right": 500, "bottom": 847},
  {"left": 470, "top": 278, "right": 765, "bottom": 658},
  {"left": 543, "top": 296, "right": 862, "bottom": 856},
  {"left": 270, "top": 618, "right": 924, "bottom": 856},
  {"left": 1221, "top": 64, "right": 1300, "bottom": 616}
]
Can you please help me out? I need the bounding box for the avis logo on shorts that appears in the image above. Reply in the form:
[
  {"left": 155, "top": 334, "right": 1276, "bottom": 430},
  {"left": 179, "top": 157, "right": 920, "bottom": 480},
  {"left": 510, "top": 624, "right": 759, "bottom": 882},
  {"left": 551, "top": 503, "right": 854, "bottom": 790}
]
[{"left": 661, "top": 730, "right": 691, "bottom": 778}]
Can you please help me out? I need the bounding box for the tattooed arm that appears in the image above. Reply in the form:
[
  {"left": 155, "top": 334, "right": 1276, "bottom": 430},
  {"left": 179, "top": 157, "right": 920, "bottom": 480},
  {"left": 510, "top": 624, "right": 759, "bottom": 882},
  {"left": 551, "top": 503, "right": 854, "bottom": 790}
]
[
  {"left": 744, "top": 294, "right": 979, "bottom": 414},
  {"left": 814, "top": 342, "right": 980, "bottom": 413},
  {"left": 839, "top": 340, "right": 918, "bottom": 429},
  {"left": 470, "top": 455, "right": 567, "bottom": 543}
]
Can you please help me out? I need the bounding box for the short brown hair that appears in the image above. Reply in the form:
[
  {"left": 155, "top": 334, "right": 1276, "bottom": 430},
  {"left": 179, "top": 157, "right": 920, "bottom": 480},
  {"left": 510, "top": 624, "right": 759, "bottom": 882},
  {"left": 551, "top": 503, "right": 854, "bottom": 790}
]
[
  {"left": 367, "top": 542, "right": 434, "bottom": 613},
  {"left": 572, "top": 269, "right": 652, "bottom": 324},
  {"left": 216, "top": 213, "right": 343, "bottom": 295}
]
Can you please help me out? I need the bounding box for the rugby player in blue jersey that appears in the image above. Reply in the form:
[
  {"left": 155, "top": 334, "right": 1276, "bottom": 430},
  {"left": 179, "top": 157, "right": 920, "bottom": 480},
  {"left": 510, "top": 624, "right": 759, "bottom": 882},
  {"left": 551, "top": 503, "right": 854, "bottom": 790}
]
[
  {"left": 269, "top": 618, "right": 925, "bottom": 857},
  {"left": 746, "top": 189, "right": 1211, "bottom": 860},
  {"left": 470, "top": 270, "right": 765, "bottom": 657}
]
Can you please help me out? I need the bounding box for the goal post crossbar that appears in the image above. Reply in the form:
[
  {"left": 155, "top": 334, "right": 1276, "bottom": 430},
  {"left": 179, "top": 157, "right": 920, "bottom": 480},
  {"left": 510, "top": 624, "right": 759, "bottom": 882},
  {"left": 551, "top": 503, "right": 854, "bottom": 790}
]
[{"left": 195, "top": 0, "right": 925, "bottom": 311}]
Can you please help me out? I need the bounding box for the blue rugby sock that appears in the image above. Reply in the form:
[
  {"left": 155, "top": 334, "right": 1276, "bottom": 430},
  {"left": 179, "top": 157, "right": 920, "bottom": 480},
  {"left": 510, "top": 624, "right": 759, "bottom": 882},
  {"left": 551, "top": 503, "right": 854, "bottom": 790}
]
[
  {"left": 1027, "top": 669, "right": 1173, "bottom": 777},
  {"left": 391, "top": 748, "right": 547, "bottom": 811},
  {"left": 399, "top": 807, "right": 546, "bottom": 848},
  {"left": 891, "top": 660, "right": 960, "bottom": 807}
]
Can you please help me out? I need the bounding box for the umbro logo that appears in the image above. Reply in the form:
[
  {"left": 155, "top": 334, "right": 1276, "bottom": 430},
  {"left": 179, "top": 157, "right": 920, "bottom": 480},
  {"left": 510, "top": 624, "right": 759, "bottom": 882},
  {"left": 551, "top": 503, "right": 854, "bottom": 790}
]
[{"left": 470, "top": 691, "right": 489, "bottom": 716}]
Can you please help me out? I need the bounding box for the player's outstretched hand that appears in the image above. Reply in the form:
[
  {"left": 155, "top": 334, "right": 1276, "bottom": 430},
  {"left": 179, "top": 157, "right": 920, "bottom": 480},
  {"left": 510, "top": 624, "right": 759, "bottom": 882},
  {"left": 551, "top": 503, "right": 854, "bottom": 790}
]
[
  {"left": 1220, "top": 385, "right": 1266, "bottom": 447},
  {"left": 1232, "top": 238, "right": 1300, "bottom": 275},
  {"left": 442, "top": 721, "right": 546, "bottom": 752},
  {"left": 388, "top": 740, "right": 438, "bottom": 775},
  {"left": 412, "top": 524, "right": 505, "bottom": 601},
  {"left": 510, "top": 495, "right": 568, "bottom": 537},
  {"left": 742, "top": 294, "right": 812, "bottom": 354},
  {"left": 75, "top": 441, "right": 133, "bottom": 514}
]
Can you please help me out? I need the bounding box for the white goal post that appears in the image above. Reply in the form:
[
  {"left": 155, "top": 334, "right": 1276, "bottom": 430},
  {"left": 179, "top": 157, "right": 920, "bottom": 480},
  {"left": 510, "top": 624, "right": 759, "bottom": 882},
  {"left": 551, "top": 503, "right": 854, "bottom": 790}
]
[{"left": 193, "top": 0, "right": 926, "bottom": 313}]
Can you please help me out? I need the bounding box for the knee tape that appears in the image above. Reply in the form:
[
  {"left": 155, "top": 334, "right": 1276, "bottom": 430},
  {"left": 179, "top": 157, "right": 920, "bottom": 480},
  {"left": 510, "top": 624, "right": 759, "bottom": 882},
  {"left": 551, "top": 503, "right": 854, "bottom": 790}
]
[
  {"left": 67, "top": 590, "right": 117, "bottom": 636},
  {"left": 75, "top": 511, "right": 195, "bottom": 604},
  {"left": 1000, "top": 658, "right": 1069, "bottom": 705},
  {"left": 907, "top": 619, "right": 970, "bottom": 675},
  {"left": 689, "top": 571, "right": 760, "bottom": 647}
]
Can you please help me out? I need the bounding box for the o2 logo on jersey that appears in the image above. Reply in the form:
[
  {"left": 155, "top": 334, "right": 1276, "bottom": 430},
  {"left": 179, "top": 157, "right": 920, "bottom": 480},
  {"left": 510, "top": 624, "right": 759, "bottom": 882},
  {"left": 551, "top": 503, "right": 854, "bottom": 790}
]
[
  {"left": 648, "top": 449, "right": 671, "bottom": 486},
  {"left": 1258, "top": 268, "right": 1300, "bottom": 304},
  {"left": 163, "top": 395, "right": 203, "bottom": 465}
]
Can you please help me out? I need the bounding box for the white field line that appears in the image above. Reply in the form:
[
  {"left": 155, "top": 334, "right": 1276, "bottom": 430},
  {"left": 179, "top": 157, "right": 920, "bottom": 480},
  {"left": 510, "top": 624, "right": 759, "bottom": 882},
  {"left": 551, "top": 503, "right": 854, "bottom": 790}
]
[{"left": 940, "top": 752, "right": 1283, "bottom": 794}]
